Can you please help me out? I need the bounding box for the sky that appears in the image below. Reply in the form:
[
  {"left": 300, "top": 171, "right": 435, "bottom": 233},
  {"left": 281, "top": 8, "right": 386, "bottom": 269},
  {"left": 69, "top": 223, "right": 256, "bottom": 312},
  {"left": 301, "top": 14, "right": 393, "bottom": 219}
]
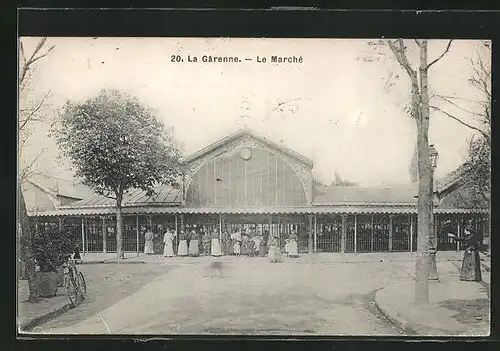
[{"left": 19, "top": 37, "right": 490, "bottom": 187}]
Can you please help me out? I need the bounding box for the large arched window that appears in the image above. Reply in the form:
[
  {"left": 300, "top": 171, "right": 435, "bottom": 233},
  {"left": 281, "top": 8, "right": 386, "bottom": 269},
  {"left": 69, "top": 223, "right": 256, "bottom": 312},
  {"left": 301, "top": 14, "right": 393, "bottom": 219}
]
[{"left": 185, "top": 147, "right": 307, "bottom": 207}]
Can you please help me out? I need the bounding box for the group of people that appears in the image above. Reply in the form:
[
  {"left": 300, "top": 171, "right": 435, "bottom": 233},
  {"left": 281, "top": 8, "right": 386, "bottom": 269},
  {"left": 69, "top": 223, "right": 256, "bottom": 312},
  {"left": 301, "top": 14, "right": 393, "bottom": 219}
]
[{"left": 143, "top": 225, "right": 300, "bottom": 261}]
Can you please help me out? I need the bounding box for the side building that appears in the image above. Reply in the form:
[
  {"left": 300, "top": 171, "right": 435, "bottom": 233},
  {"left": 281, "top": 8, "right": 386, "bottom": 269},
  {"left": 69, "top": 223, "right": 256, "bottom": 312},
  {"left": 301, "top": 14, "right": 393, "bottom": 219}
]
[{"left": 26, "top": 129, "right": 489, "bottom": 255}]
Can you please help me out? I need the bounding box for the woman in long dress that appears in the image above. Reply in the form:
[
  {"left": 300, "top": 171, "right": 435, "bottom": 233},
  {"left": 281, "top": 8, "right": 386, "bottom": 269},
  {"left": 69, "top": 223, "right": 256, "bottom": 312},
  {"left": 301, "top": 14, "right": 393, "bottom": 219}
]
[
  {"left": 163, "top": 230, "right": 175, "bottom": 257},
  {"left": 241, "top": 234, "right": 249, "bottom": 256},
  {"left": 268, "top": 235, "right": 282, "bottom": 263},
  {"left": 188, "top": 229, "right": 200, "bottom": 257},
  {"left": 253, "top": 234, "right": 261, "bottom": 257},
  {"left": 284, "top": 237, "right": 290, "bottom": 257},
  {"left": 288, "top": 232, "right": 299, "bottom": 258},
  {"left": 223, "top": 231, "right": 232, "bottom": 256},
  {"left": 231, "top": 229, "right": 241, "bottom": 256},
  {"left": 178, "top": 231, "right": 188, "bottom": 257},
  {"left": 202, "top": 231, "right": 211, "bottom": 255},
  {"left": 211, "top": 230, "right": 222, "bottom": 257},
  {"left": 144, "top": 227, "right": 155, "bottom": 255},
  {"left": 258, "top": 234, "right": 266, "bottom": 257}
]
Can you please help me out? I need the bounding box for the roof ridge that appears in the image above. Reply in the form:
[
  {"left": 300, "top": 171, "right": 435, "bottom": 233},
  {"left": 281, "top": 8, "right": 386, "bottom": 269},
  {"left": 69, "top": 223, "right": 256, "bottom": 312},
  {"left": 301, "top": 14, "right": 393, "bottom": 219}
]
[{"left": 181, "top": 127, "right": 314, "bottom": 167}]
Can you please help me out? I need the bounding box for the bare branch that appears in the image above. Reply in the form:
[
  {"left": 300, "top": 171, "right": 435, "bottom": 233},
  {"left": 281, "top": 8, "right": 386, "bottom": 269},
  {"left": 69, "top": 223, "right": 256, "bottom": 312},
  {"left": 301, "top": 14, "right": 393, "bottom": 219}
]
[
  {"left": 19, "top": 98, "right": 47, "bottom": 131},
  {"left": 388, "top": 39, "right": 417, "bottom": 79},
  {"left": 427, "top": 40, "right": 453, "bottom": 69},
  {"left": 19, "top": 40, "right": 26, "bottom": 68},
  {"left": 19, "top": 148, "right": 46, "bottom": 184},
  {"left": 29, "top": 46, "right": 55, "bottom": 66},
  {"left": 434, "top": 95, "right": 485, "bottom": 118},
  {"left": 433, "top": 94, "right": 482, "bottom": 104},
  {"left": 19, "top": 38, "right": 54, "bottom": 86},
  {"left": 414, "top": 39, "right": 422, "bottom": 47},
  {"left": 430, "top": 105, "right": 490, "bottom": 141}
]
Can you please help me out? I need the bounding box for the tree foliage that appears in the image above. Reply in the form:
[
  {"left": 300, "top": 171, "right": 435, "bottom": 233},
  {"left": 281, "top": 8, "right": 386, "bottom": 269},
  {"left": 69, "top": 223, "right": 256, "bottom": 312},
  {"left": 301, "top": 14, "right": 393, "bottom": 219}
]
[
  {"left": 31, "top": 228, "right": 76, "bottom": 272},
  {"left": 54, "top": 89, "right": 182, "bottom": 201},
  {"left": 460, "top": 136, "right": 490, "bottom": 207}
]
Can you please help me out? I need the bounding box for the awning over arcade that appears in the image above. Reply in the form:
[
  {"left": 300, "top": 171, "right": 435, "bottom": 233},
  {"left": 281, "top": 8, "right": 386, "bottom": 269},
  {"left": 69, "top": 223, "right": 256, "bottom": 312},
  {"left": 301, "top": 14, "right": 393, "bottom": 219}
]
[{"left": 30, "top": 205, "right": 488, "bottom": 217}]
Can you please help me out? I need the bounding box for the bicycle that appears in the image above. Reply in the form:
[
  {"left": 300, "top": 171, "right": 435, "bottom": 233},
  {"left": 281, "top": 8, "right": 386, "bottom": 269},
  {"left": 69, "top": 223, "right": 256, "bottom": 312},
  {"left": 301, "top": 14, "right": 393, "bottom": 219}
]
[{"left": 63, "top": 259, "right": 87, "bottom": 307}]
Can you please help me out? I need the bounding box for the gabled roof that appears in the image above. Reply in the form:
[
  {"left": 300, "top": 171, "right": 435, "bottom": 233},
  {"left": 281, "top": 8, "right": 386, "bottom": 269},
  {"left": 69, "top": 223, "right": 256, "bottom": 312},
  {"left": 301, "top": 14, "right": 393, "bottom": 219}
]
[
  {"left": 60, "top": 183, "right": 182, "bottom": 209},
  {"left": 22, "top": 181, "right": 57, "bottom": 214},
  {"left": 313, "top": 184, "right": 418, "bottom": 206},
  {"left": 180, "top": 128, "right": 314, "bottom": 168},
  {"left": 435, "top": 166, "right": 464, "bottom": 196},
  {"left": 28, "top": 173, "right": 95, "bottom": 200}
]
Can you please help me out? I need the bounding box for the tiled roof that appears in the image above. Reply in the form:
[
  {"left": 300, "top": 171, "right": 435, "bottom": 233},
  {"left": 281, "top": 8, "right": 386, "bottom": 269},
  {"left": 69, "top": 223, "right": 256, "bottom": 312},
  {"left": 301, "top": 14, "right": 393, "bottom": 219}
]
[
  {"left": 313, "top": 185, "right": 418, "bottom": 206},
  {"left": 60, "top": 183, "right": 182, "bottom": 209}
]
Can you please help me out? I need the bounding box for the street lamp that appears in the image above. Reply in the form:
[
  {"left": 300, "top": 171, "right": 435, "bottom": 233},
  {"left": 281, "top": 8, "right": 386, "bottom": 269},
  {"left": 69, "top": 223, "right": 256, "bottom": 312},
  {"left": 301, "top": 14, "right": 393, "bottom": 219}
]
[{"left": 428, "top": 144, "right": 439, "bottom": 280}]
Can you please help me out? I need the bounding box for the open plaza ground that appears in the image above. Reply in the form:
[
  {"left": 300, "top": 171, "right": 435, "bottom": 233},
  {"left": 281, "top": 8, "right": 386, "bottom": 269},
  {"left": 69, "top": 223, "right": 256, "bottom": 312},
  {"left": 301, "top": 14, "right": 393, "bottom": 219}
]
[{"left": 20, "top": 252, "right": 490, "bottom": 336}]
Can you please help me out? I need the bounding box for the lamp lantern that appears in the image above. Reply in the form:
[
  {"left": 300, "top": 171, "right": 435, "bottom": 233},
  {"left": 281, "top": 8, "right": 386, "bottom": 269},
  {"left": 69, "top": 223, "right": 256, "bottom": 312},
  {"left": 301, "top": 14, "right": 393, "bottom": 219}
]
[{"left": 429, "top": 144, "right": 439, "bottom": 169}]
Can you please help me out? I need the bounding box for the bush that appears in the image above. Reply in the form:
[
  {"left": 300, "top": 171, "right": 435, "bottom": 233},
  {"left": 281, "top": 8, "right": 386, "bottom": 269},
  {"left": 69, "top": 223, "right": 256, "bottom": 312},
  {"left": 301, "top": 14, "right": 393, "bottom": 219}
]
[{"left": 33, "top": 229, "right": 76, "bottom": 272}]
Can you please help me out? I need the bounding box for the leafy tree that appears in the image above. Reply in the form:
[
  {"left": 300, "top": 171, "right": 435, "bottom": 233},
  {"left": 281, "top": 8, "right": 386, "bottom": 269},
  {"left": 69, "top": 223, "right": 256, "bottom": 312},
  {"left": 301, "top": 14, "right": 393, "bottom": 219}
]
[
  {"left": 53, "top": 89, "right": 182, "bottom": 259},
  {"left": 32, "top": 228, "right": 76, "bottom": 273},
  {"left": 18, "top": 37, "right": 55, "bottom": 302}
]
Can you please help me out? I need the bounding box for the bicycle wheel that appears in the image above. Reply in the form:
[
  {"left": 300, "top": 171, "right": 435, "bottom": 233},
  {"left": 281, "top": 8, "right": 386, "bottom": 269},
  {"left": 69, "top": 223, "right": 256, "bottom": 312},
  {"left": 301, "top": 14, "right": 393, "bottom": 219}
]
[
  {"left": 66, "top": 277, "right": 80, "bottom": 307},
  {"left": 76, "top": 271, "right": 87, "bottom": 299}
]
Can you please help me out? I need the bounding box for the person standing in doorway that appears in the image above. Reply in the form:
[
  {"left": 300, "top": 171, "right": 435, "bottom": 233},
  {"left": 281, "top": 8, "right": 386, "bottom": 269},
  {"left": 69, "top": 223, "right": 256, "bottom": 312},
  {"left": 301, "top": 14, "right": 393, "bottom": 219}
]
[
  {"left": 211, "top": 229, "right": 222, "bottom": 257},
  {"left": 163, "top": 229, "right": 175, "bottom": 257},
  {"left": 178, "top": 230, "right": 188, "bottom": 257},
  {"left": 144, "top": 226, "right": 154, "bottom": 255}
]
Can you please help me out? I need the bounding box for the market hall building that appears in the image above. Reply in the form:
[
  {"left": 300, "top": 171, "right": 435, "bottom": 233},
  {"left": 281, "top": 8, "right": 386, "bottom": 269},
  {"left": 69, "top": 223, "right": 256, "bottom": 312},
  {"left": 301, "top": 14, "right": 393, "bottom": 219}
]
[{"left": 25, "top": 129, "right": 489, "bottom": 255}]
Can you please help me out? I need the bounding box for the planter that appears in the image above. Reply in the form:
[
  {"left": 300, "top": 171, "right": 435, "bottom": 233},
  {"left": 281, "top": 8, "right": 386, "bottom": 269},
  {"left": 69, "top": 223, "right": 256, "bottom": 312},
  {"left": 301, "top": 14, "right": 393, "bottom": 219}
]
[
  {"left": 35, "top": 272, "right": 58, "bottom": 297},
  {"left": 56, "top": 267, "right": 65, "bottom": 287}
]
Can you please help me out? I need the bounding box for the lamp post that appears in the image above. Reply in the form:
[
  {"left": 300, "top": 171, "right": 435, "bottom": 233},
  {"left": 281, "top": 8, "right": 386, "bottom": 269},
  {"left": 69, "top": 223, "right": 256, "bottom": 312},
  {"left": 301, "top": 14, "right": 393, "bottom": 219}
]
[{"left": 428, "top": 144, "right": 439, "bottom": 280}]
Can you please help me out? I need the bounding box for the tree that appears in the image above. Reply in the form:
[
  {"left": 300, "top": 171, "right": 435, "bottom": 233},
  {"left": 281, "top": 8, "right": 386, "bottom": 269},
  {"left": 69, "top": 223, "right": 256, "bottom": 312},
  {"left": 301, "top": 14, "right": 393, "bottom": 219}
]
[
  {"left": 332, "top": 172, "right": 358, "bottom": 186},
  {"left": 18, "top": 37, "right": 55, "bottom": 302},
  {"left": 366, "top": 39, "right": 454, "bottom": 304},
  {"left": 53, "top": 89, "right": 182, "bottom": 260},
  {"left": 433, "top": 42, "right": 491, "bottom": 207}
]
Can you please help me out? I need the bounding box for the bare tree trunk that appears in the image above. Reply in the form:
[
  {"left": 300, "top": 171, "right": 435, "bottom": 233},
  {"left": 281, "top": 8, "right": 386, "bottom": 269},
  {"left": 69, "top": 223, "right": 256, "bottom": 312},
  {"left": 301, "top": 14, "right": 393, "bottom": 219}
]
[
  {"left": 19, "top": 187, "right": 39, "bottom": 302},
  {"left": 116, "top": 194, "right": 124, "bottom": 260},
  {"left": 415, "top": 40, "right": 433, "bottom": 304}
]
